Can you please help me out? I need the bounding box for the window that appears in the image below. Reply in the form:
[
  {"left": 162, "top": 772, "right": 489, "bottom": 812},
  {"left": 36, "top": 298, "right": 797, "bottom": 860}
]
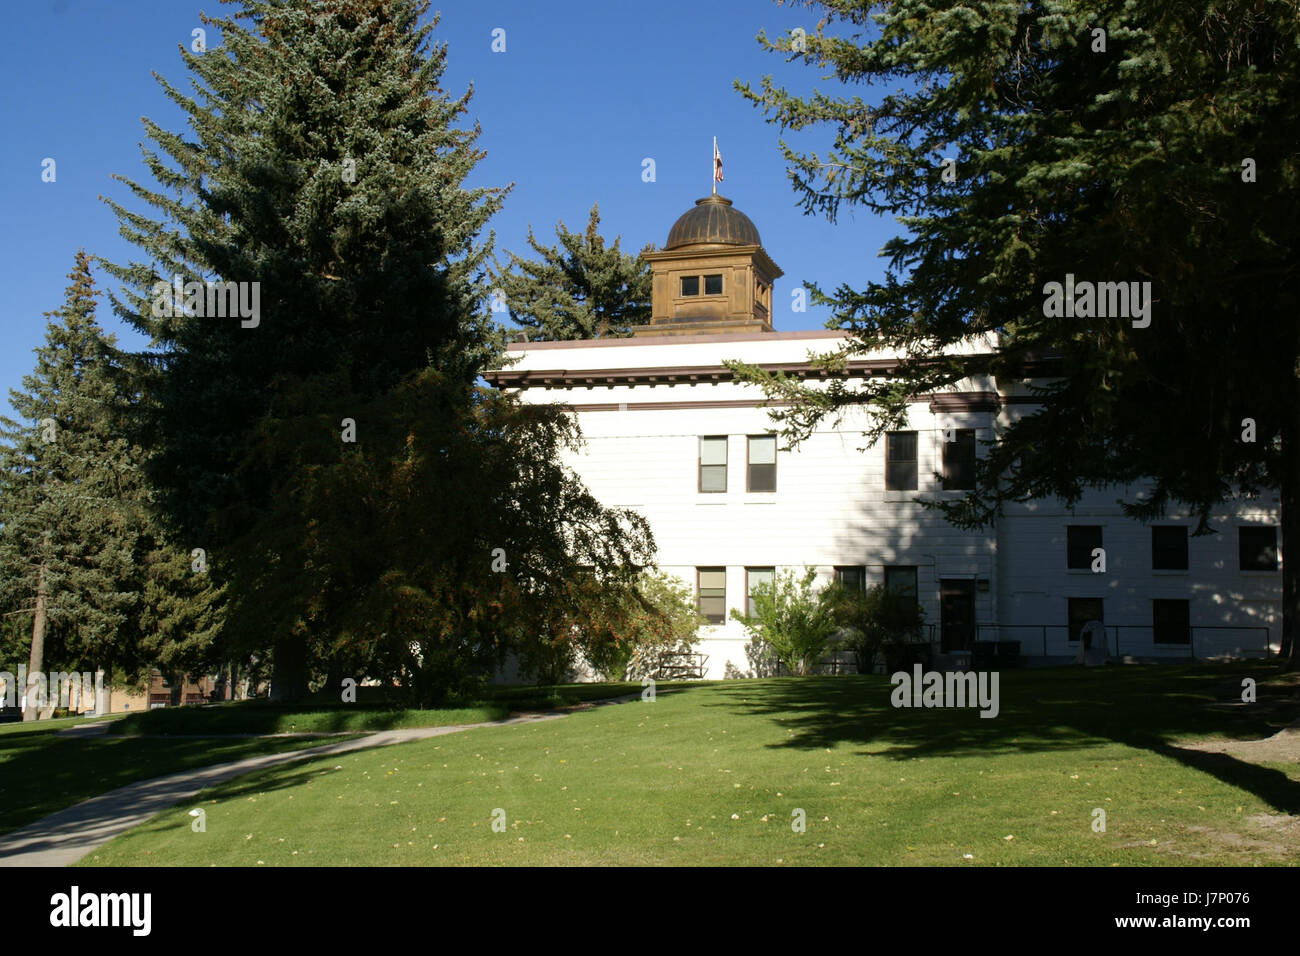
[
  {"left": 942, "top": 428, "right": 976, "bottom": 491},
  {"left": 1067, "top": 525, "right": 1103, "bottom": 569},
  {"left": 745, "top": 567, "right": 774, "bottom": 617},
  {"left": 747, "top": 435, "right": 776, "bottom": 492},
  {"left": 680, "top": 275, "right": 699, "bottom": 297},
  {"left": 1152, "top": 599, "right": 1190, "bottom": 644},
  {"left": 1151, "top": 526, "right": 1188, "bottom": 570},
  {"left": 1239, "top": 526, "right": 1278, "bottom": 571},
  {"left": 1067, "top": 597, "right": 1104, "bottom": 645},
  {"left": 704, "top": 274, "right": 723, "bottom": 295},
  {"left": 699, "top": 436, "right": 727, "bottom": 492},
  {"left": 834, "top": 566, "right": 866, "bottom": 592},
  {"left": 697, "top": 568, "right": 726, "bottom": 624},
  {"left": 884, "top": 566, "right": 918, "bottom": 598},
  {"left": 886, "top": 431, "right": 917, "bottom": 491}
]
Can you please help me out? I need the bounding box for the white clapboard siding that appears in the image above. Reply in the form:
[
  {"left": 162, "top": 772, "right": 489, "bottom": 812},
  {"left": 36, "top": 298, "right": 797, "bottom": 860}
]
[{"left": 494, "top": 332, "right": 1282, "bottom": 677}]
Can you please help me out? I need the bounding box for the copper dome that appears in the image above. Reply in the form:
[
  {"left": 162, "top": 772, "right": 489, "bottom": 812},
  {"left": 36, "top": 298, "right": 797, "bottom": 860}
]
[{"left": 664, "top": 195, "right": 762, "bottom": 250}]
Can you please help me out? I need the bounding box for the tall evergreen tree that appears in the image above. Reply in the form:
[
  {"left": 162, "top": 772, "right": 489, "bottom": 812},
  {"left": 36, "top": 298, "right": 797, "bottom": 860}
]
[
  {"left": 101, "top": 0, "right": 655, "bottom": 700},
  {"left": 732, "top": 0, "right": 1299, "bottom": 661},
  {"left": 492, "top": 204, "right": 652, "bottom": 340},
  {"left": 100, "top": 0, "right": 510, "bottom": 698},
  {"left": 0, "top": 252, "right": 210, "bottom": 718}
]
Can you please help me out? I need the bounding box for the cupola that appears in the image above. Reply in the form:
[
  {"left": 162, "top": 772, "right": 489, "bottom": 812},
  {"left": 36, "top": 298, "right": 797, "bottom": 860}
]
[{"left": 636, "top": 194, "right": 783, "bottom": 337}]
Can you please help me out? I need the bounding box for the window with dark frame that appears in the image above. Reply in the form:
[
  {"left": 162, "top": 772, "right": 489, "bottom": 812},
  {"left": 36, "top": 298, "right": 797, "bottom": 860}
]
[
  {"left": 1151, "top": 526, "right": 1188, "bottom": 570},
  {"left": 884, "top": 566, "right": 918, "bottom": 597},
  {"left": 680, "top": 275, "right": 699, "bottom": 296},
  {"left": 699, "top": 436, "right": 726, "bottom": 493},
  {"left": 1238, "top": 526, "right": 1278, "bottom": 571},
  {"left": 885, "top": 431, "right": 918, "bottom": 491},
  {"left": 697, "top": 568, "right": 727, "bottom": 624},
  {"left": 703, "top": 274, "right": 723, "bottom": 295},
  {"left": 942, "top": 428, "right": 976, "bottom": 490},
  {"left": 1067, "top": 525, "right": 1103, "bottom": 569},
  {"left": 747, "top": 435, "right": 776, "bottom": 492},
  {"left": 1152, "top": 599, "right": 1190, "bottom": 644},
  {"left": 745, "top": 567, "right": 774, "bottom": 617},
  {"left": 834, "top": 566, "right": 867, "bottom": 592}
]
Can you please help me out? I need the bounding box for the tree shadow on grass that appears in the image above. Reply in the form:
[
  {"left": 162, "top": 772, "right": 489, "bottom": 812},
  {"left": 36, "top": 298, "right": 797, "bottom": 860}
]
[
  {"left": 90, "top": 685, "right": 715, "bottom": 842},
  {"left": 0, "top": 732, "right": 340, "bottom": 838},
  {"left": 108, "top": 681, "right": 684, "bottom": 735},
  {"left": 707, "top": 664, "right": 1300, "bottom": 813},
  {"left": 1136, "top": 738, "right": 1300, "bottom": 814},
  {"left": 97, "top": 763, "right": 341, "bottom": 850},
  {"left": 110, "top": 704, "right": 511, "bottom": 736}
]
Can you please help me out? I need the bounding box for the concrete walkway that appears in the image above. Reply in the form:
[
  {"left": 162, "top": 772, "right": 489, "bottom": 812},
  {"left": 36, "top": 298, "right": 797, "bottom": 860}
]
[{"left": 0, "top": 712, "right": 566, "bottom": 867}]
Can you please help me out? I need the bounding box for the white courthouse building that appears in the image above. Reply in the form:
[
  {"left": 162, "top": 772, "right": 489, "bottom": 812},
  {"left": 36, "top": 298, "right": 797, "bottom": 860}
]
[{"left": 487, "top": 194, "right": 1282, "bottom": 678}]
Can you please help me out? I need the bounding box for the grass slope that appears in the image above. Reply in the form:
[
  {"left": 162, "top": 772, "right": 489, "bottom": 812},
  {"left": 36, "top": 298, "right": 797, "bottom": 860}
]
[
  {"left": 0, "top": 721, "right": 348, "bottom": 837},
  {"left": 79, "top": 664, "right": 1300, "bottom": 866}
]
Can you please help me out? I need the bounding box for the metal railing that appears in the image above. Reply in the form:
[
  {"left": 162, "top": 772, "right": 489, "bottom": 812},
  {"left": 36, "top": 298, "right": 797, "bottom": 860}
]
[
  {"left": 1111, "top": 625, "right": 1273, "bottom": 660},
  {"left": 777, "top": 624, "right": 939, "bottom": 676},
  {"left": 973, "top": 623, "right": 1272, "bottom": 660},
  {"left": 752, "top": 622, "right": 1271, "bottom": 675}
]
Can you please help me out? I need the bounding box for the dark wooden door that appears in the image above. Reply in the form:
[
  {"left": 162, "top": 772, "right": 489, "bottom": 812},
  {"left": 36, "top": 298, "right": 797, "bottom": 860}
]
[{"left": 940, "top": 580, "right": 976, "bottom": 652}]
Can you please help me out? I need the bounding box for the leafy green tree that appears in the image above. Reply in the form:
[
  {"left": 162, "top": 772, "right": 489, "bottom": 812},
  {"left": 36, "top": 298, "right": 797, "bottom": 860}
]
[
  {"left": 492, "top": 204, "right": 652, "bottom": 340},
  {"left": 614, "top": 570, "right": 707, "bottom": 681},
  {"left": 733, "top": 1, "right": 1299, "bottom": 661},
  {"left": 283, "top": 374, "right": 655, "bottom": 704},
  {"left": 100, "top": 0, "right": 510, "bottom": 698},
  {"left": 731, "top": 568, "right": 838, "bottom": 676},
  {"left": 825, "top": 582, "right": 925, "bottom": 674},
  {"left": 568, "top": 569, "right": 705, "bottom": 682},
  {"left": 0, "top": 252, "right": 216, "bottom": 718}
]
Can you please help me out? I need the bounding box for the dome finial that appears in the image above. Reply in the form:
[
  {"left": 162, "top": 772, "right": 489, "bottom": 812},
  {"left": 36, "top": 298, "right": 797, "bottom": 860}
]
[{"left": 664, "top": 194, "right": 761, "bottom": 250}]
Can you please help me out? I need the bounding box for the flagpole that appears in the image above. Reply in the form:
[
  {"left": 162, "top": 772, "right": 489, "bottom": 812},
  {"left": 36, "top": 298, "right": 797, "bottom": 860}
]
[{"left": 712, "top": 136, "right": 717, "bottom": 196}]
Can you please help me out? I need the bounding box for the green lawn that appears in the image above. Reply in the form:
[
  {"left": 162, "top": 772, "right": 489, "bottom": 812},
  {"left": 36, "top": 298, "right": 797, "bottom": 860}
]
[
  {"left": 0, "top": 712, "right": 118, "bottom": 735},
  {"left": 0, "top": 720, "right": 351, "bottom": 837},
  {"left": 0, "top": 681, "right": 645, "bottom": 838},
  {"left": 77, "top": 663, "right": 1300, "bottom": 866}
]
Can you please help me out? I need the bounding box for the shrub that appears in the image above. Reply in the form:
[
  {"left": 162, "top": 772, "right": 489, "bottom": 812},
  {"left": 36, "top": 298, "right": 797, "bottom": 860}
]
[
  {"left": 730, "top": 568, "right": 838, "bottom": 676},
  {"left": 826, "top": 584, "right": 926, "bottom": 674},
  {"left": 518, "top": 569, "right": 705, "bottom": 683},
  {"left": 583, "top": 570, "right": 705, "bottom": 681}
]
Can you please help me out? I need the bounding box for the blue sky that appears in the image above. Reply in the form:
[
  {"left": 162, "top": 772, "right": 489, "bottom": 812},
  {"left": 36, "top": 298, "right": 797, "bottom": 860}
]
[{"left": 0, "top": 0, "right": 899, "bottom": 416}]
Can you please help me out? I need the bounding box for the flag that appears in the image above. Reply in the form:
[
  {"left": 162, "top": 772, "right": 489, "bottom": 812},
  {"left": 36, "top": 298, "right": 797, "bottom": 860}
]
[{"left": 713, "top": 138, "right": 723, "bottom": 184}]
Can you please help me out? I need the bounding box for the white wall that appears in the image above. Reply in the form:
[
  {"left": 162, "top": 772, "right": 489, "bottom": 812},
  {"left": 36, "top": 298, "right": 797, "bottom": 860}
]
[
  {"left": 500, "top": 333, "right": 1282, "bottom": 676},
  {"left": 996, "top": 491, "right": 1281, "bottom": 658}
]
